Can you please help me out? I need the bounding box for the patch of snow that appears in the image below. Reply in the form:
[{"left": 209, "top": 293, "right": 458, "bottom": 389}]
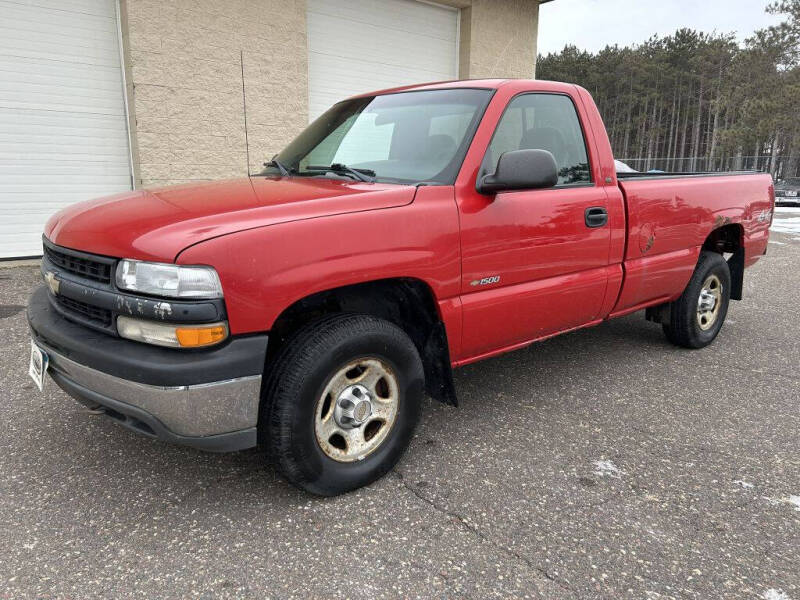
[
  {"left": 768, "top": 240, "right": 786, "bottom": 245},
  {"left": 763, "top": 589, "right": 791, "bottom": 600},
  {"left": 615, "top": 159, "right": 637, "bottom": 173},
  {"left": 762, "top": 495, "right": 800, "bottom": 511},
  {"left": 770, "top": 217, "right": 800, "bottom": 235},
  {"left": 733, "top": 480, "right": 754, "bottom": 489},
  {"left": 593, "top": 460, "right": 625, "bottom": 478}
]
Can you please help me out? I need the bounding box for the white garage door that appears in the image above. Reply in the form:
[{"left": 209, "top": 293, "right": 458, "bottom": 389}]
[
  {"left": 307, "top": 0, "right": 459, "bottom": 121},
  {"left": 0, "top": 0, "right": 132, "bottom": 258}
]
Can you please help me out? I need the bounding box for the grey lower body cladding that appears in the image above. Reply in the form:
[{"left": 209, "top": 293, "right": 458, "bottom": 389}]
[{"left": 27, "top": 285, "right": 268, "bottom": 452}]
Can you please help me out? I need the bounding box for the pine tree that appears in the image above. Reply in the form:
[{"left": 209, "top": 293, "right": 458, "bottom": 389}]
[{"left": 536, "top": 4, "right": 800, "bottom": 177}]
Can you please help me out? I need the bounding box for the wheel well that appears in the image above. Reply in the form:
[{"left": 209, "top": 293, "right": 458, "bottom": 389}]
[
  {"left": 702, "top": 223, "right": 744, "bottom": 301},
  {"left": 266, "top": 278, "right": 458, "bottom": 406}
]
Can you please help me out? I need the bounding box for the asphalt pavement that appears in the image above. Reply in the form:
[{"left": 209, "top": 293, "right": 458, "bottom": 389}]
[{"left": 1, "top": 213, "right": 798, "bottom": 599}]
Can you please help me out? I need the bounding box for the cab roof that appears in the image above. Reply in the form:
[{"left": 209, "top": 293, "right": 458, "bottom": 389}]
[{"left": 351, "top": 78, "right": 579, "bottom": 99}]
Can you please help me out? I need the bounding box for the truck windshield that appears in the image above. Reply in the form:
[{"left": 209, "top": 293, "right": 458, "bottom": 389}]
[{"left": 264, "top": 88, "right": 494, "bottom": 185}]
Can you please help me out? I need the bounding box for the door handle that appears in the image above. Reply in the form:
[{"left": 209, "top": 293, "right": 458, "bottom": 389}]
[{"left": 585, "top": 207, "right": 608, "bottom": 228}]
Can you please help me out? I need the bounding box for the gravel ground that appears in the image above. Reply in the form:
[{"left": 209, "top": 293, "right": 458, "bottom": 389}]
[{"left": 1, "top": 217, "right": 798, "bottom": 599}]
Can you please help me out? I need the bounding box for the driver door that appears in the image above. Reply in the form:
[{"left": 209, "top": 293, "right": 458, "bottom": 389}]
[{"left": 457, "top": 92, "right": 611, "bottom": 359}]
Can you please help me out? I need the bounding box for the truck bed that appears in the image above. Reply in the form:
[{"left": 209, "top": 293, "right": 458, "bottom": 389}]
[
  {"left": 610, "top": 171, "right": 773, "bottom": 317},
  {"left": 616, "top": 170, "right": 758, "bottom": 180}
]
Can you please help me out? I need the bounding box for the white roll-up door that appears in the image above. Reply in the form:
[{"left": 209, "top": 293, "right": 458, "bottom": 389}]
[
  {"left": 307, "top": 0, "right": 459, "bottom": 122},
  {"left": 0, "top": 0, "right": 132, "bottom": 258}
]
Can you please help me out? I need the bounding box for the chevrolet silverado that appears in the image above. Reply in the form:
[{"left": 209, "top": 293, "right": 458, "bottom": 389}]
[{"left": 27, "top": 79, "right": 774, "bottom": 495}]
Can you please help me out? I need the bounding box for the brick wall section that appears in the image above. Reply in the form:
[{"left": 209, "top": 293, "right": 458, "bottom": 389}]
[{"left": 121, "top": 0, "right": 307, "bottom": 187}]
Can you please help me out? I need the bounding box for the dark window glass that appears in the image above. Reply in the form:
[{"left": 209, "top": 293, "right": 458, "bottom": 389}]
[{"left": 486, "top": 94, "right": 591, "bottom": 185}]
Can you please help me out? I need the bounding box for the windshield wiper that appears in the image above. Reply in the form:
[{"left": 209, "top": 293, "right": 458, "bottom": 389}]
[
  {"left": 331, "top": 163, "right": 375, "bottom": 182},
  {"left": 263, "top": 156, "right": 292, "bottom": 177},
  {"left": 306, "top": 164, "right": 375, "bottom": 182}
]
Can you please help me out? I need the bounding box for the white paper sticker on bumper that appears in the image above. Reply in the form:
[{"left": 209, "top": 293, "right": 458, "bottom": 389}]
[{"left": 28, "top": 340, "right": 48, "bottom": 392}]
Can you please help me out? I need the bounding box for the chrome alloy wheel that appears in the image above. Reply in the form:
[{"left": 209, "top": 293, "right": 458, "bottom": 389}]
[
  {"left": 314, "top": 358, "right": 399, "bottom": 462},
  {"left": 697, "top": 274, "right": 723, "bottom": 331}
]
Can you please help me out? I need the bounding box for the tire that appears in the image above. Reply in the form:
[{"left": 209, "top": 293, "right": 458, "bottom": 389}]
[
  {"left": 260, "top": 313, "right": 424, "bottom": 496},
  {"left": 662, "top": 250, "right": 731, "bottom": 349}
]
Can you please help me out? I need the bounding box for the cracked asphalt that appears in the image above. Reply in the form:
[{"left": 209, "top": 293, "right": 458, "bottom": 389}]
[{"left": 1, "top": 215, "right": 799, "bottom": 599}]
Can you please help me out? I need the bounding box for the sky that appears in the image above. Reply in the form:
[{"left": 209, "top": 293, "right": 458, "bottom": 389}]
[{"left": 537, "top": 0, "right": 785, "bottom": 55}]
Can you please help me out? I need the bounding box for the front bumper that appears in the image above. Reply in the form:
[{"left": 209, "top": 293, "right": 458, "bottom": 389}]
[{"left": 28, "top": 285, "right": 268, "bottom": 452}]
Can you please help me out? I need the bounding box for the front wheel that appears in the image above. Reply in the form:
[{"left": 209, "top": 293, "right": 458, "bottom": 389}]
[
  {"left": 260, "top": 314, "right": 424, "bottom": 496},
  {"left": 662, "top": 250, "right": 731, "bottom": 349}
]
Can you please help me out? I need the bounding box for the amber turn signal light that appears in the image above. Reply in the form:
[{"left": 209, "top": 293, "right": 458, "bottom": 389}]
[
  {"left": 117, "top": 316, "right": 229, "bottom": 348},
  {"left": 175, "top": 324, "right": 229, "bottom": 348}
]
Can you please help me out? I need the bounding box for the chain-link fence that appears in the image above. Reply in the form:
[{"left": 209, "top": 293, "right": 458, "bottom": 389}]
[{"left": 616, "top": 156, "right": 799, "bottom": 177}]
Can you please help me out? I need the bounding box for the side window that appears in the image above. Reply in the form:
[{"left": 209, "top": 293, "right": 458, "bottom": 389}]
[{"left": 486, "top": 94, "right": 591, "bottom": 185}]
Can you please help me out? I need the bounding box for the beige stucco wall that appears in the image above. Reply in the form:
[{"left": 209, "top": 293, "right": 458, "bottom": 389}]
[
  {"left": 121, "top": 0, "right": 307, "bottom": 187},
  {"left": 121, "top": 0, "right": 542, "bottom": 187},
  {"left": 457, "top": 0, "right": 540, "bottom": 79}
]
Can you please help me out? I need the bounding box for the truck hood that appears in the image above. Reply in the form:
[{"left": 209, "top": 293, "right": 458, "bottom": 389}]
[{"left": 45, "top": 176, "right": 416, "bottom": 262}]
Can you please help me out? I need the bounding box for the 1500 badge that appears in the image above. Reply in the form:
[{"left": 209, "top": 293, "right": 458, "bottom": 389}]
[{"left": 470, "top": 275, "right": 501, "bottom": 287}]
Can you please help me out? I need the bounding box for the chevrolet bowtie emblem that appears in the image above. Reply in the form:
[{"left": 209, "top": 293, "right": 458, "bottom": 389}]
[{"left": 45, "top": 271, "right": 60, "bottom": 296}]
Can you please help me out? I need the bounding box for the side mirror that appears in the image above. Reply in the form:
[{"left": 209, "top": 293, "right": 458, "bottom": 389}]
[{"left": 476, "top": 149, "right": 559, "bottom": 195}]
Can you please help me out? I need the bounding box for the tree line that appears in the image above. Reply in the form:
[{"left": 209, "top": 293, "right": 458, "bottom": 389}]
[{"left": 537, "top": 1, "right": 800, "bottom": 177}]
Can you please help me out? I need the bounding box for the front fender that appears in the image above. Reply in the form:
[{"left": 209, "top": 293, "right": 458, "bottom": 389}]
[{"left": 176, "top": 186, "right": 462, "bottom": 336}]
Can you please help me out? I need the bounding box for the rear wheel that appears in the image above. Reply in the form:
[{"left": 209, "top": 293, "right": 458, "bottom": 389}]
[
  {"left": 260, "top": 314, "right": 424, "bottom": 496},
  {"left": 662, "top": 250, "right": 731, "bottom": 349}
]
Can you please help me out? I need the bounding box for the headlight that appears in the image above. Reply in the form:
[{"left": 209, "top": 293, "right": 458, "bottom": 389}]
[
  {"left": 116, "top": 260, "right": 223, "bottom": 299},
  {"left": 117, "top": 316, "right": 228, "bottom": 348}
]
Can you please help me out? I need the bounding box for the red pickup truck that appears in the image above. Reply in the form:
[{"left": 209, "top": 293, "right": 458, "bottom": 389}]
[{"left": 28, "top": 79, "right": 773, "bottom": 495}]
